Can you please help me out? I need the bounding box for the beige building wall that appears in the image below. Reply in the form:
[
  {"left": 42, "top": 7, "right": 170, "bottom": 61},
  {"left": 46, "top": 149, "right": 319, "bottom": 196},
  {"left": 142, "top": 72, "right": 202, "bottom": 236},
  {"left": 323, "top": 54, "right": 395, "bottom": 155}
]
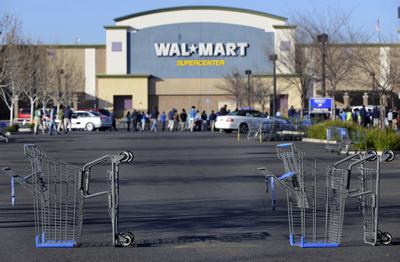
[
  {"left": 97, "top": 76, "right": 149, "bottom": 115},
  {"left": 148, "top": 76, "right": 301, "bottom": 115}
]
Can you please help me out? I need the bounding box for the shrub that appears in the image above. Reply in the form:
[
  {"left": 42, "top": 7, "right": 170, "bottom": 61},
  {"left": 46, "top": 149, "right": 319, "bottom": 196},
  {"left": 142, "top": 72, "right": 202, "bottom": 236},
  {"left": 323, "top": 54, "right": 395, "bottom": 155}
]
[
  {"left": 26, "top": 123, "right": 35, "bottom": 130},
  {"left": 305, "top": 120, "right": 361, "bottom": 140},
  {"left": 306, "top": 120, "right": 400, "bottom": 151},
  {"left": 5, "top": 124, "right": 19, "bottom": 133}
]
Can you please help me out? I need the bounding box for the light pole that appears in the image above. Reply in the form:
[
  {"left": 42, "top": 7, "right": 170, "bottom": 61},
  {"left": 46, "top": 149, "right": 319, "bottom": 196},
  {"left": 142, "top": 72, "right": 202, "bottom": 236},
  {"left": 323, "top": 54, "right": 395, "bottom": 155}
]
[
  {"left": 317, "top": 33, "right": 328, "bottom": 97},
  {"left": 245, "top": 69, "right": 252, "bottom": 108},
  {"left": 370, "top": 72, "right": 376, "bottom": 106},
  {"left": 58, "top": 69, "right": 64, "bottom": 107},
  {"left": 233, "top": 72, "right": 240, "bottom": 110},
  {"left": 269, "top": 54, "right": 278, "bottom": 117}
]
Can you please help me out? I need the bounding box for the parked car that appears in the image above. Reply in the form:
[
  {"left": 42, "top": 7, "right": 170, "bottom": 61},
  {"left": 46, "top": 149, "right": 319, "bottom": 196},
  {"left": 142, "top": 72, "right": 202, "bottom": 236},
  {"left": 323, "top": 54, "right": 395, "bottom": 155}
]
[
  {"left": 17, "top": 108, "right": 51, "bottom": 123},
  {"left": 80, "top": 108, "right": 111, "bottom": 117},
  {"left": 215, "top": 109, "right": 288, "bottom": 133},
  {"left": 17, "top": 108, "right": 31, "bottom": 121},
  {"left": 70, "top": 110, "right": 112, "bottom": 131}
]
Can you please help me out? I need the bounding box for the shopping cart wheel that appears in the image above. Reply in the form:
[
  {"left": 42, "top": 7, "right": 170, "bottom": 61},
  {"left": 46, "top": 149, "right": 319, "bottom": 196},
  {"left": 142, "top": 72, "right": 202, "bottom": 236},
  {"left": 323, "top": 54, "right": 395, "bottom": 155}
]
[
  {"left": 366, "top": 150, "right": 377, "bottom": 161},
  {"left": 382, "top": 150, "right": 395, "bottom": 162},
  {"left": 380, "top": 232, "right": 392, "bottom": 245},
  {"left": 119, "top": 151, "right": 134, "bottom": 163},
  {"left": 118, "top": 232, "right": 134, "bottom": 247}
]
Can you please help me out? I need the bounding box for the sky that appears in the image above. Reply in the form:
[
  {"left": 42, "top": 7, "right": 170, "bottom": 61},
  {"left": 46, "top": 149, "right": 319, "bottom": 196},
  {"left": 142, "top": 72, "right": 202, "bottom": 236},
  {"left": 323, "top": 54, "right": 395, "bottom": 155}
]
[{"left": 1, "top": 0, "right": 399, "bottom": 44}]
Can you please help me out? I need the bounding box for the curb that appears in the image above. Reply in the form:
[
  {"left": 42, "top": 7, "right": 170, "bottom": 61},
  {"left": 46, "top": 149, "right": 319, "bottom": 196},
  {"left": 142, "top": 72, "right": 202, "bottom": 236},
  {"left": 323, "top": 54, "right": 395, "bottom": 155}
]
[{"left": 302, "top": 138, "right": 337, "bottom": 144}]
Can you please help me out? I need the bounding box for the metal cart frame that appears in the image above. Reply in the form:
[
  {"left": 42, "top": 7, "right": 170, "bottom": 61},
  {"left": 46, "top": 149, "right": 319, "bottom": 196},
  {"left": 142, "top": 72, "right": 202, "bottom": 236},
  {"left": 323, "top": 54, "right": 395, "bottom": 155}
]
[{"left": 2, "top": 144, "right": 135, "bottom": 248}]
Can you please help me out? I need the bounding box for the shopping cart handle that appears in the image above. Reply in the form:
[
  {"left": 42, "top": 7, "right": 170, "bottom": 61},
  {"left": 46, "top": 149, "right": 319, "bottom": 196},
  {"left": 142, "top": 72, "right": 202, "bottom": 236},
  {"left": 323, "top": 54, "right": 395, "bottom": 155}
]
[
  {"left": 279, "top": 171, "right": 295, "bottom": 181},
  {"left": 333, "top": 153, "right": 363, "bottom": 168},
  {"left": 277, "top": 143, "right": 293, "bottom": 148}
]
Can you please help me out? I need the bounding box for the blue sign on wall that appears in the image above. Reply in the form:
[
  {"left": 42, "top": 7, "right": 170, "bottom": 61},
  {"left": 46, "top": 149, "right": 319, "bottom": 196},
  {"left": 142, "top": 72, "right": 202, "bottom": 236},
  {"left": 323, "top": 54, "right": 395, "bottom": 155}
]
[
  {"left": 309, "top": 97, "right": 333, "bottom": 114},
  {"left": 129, "top": 23, "right": 275, "bottom": 78}
]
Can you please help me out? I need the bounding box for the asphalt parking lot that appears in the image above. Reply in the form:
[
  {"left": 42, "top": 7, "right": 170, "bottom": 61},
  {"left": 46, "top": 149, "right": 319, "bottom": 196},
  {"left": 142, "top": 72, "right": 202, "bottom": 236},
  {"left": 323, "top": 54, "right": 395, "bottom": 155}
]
[{"left": 0, "top": 131, "right": 399, "bottom": 262}]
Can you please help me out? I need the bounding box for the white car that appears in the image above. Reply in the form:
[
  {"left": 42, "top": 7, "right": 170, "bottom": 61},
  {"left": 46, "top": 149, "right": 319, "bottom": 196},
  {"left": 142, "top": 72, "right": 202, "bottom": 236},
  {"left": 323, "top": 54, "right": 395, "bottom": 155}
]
[
  {"left": 215, "top": 110, "right": 289, "bottom": 133},
  {"left": 70, "top": 110, "right": 112, "bottom": 131}
]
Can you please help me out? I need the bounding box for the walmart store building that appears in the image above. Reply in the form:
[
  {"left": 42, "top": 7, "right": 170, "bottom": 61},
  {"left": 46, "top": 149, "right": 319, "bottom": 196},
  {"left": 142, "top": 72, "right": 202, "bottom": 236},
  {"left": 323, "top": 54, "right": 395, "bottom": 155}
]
[{"left": 60, "top": 6, "right": 299, "bottom": 116}]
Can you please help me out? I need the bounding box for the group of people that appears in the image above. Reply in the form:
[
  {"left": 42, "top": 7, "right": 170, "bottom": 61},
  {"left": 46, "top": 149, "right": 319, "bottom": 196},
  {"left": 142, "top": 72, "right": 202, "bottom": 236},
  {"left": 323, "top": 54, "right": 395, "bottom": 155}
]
[
  {"left": 122, "top": 105, "right": 227, "bottom": 132},
  {"left": 33, "top": 105, "right": 73, "bottom": 135},
  {"left": 339, "top": 105, "right": 400, "bottom": 129}
]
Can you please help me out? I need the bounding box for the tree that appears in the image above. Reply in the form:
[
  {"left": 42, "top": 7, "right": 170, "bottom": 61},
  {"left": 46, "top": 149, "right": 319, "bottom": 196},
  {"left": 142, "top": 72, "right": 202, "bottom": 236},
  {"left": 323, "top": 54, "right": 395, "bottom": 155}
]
[
  {"left": 46, "top": 49, "right": 84, "bottom": 110},
  {"left": 0, "top": 14, "right": 25, "bottom": 125},
  {"left": 216, "top": 69, "right": 247, "bottom": 109},
  {"left": 21, "top": 42, "right": 48, "bottom": 122},
  {"left": 253, "top": 77, "right": 272, "bottom": 112},
  {"left": 355, "top": 45, "right": 400, "bottom": 128},
  {"left": 282, "top": 8, "right": 366, "bottom": 119},
  {"left": 272, "top": 29, "right": 317, "bottom": 118}
]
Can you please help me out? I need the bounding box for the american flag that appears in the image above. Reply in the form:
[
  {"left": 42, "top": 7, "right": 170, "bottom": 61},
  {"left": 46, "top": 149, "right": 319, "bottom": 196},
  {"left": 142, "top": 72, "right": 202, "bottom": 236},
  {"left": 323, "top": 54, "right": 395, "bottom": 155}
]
[{"left": 375, "top": 18, "right": 381, "bottom": 33}]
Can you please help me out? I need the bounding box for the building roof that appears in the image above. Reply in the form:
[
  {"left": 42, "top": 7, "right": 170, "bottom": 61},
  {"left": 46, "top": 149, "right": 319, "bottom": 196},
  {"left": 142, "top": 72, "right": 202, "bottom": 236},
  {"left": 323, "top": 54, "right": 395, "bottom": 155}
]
[{"left": 114, "top": 6, "right": 288, "bottom": 22}]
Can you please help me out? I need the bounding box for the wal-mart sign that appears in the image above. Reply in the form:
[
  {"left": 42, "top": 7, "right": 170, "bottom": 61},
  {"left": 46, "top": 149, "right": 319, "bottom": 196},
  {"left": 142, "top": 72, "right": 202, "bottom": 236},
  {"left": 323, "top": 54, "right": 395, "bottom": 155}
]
[{"left": 309, "top": 97, "right": 333, "bottom": 114}]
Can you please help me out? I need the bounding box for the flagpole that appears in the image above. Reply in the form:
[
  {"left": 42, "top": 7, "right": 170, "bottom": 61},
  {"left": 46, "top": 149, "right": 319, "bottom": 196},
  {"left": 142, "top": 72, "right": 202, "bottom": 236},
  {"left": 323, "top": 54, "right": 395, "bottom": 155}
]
[{"left": 376, "top": 17, "right": 381, "bottom": 43}]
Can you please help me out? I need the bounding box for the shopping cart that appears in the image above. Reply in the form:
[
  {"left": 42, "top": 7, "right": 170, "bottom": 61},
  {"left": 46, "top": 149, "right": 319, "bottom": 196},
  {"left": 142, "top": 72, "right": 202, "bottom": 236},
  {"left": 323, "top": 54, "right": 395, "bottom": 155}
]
[
  {"left": 0, "top": 122, "right": 9, "bottom": 143},
  {"left": 259, "top": 143, "right": 298, "bottom": 211},
  {"left": 2, "top": 144, "right": 83, "bottom": 247},
  {"left": 259, "top": 143, "right": 348, "bottom": 248},
  {"left": 326, "top": 126, "right": 342, "bottom": 153},
  {"left": 246, "top": 122, "right": 262, "bottom": 141},
  {"left": 260, "top": 121, "right": 281, "bottom": 141},
  {"left": 333, "top": 150, "right": 395, "bottom": 245},
  {"left": 2, "top": 144, "right": 135, "bottom": 248},
  {"left": 80, "top": 150, "right": 135, "bottom": 247},
  {"left": 326, "top": 127, "right": 366, "bottom": 154},
  {"left": 260, "top": 143, "right": 396, "bottom": 247}
]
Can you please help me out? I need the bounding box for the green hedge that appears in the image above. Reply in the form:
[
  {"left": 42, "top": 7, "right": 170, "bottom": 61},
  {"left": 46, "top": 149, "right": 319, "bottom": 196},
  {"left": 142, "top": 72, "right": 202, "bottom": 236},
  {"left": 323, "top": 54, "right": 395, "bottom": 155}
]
[
  {"left": 306, "top": 120, "right": 400, "bottom": 151},
  {"left": 5, "top": 124, "right": 19, "bottom": 133}
]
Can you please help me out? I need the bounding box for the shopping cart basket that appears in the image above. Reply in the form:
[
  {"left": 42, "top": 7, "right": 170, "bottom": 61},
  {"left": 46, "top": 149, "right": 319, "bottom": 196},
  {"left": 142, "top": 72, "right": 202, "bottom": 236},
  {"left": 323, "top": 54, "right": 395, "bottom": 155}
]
[
  {"left": 326, "top": 127, "right": 342, "bottom": 153},
  {"left": 333, "top": 150, "right": 395, "bottom": 245},
  {"left": 2, "top": 144, "right": 83, "bottom": 247},
  {"left": 326, "top": 127, "right": 366, "bottom": 154},
  {"left": 2, "top": 144, "right": 135, "bottom": 248},
  {"left": 260, "top": 143, "right": 348, "bottom": 248},
  {"left": 0, "top": 122, "right": 9, "bottom": 143}
]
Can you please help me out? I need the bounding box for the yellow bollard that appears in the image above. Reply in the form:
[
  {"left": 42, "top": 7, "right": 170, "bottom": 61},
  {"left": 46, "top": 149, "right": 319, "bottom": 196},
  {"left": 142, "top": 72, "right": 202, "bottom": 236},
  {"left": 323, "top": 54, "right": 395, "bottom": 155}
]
[
  {"left": 237, "top": 126, "right": 240, "bottom": 141},
  {"left": 259, "top": 123, "right": 262, "bottom": 143}
]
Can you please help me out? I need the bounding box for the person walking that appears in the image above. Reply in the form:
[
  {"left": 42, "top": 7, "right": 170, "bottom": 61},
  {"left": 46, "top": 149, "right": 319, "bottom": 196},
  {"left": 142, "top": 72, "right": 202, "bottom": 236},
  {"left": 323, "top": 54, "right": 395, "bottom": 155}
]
[
  {"left": 57, "top": 105, "right": 65, "bottom": 133},
  {"left": 346, "top": 109, "right": 352, "bottom": 122},
  {"left": 180, "top": 109, "right": 187, "bottom": 131},
  {"left": 219, "top": 104, "right": 228, "bottom": 116},
  {"left": 63, "top": 106, "right": 73, "bottom": 133},
  {"left": 173, "top": 110, "right": 180, "bottom": 132},
  {"left": 392, "top": 108, "right": 398, "bottom": 130},
  {"left": 33, "top": 106, "right": 45, "bottom": 135},
  {"left": 136, "top": 111, "right": 142, "bottom": 131},
  {"left": 110, "top": 110, "right": 118, "bottom": 131},
  {"left": 48, "top": 105, "right": 57, "bottom": 135},
  {"left": 132, "top": 110, "right": 138, "bottom": 131},
  {"left": 168, "top": 109, "right": 175, "bottom": 132},
  {"left": 359, "top": 105, "right": 367, "bottom": 127},
  {"left": 150, "top": 106, "right": 159, "bottom": 132},
  {"left": 201, "top": 110, "right": 208, "bottom": 131},
  {"left": 387, "top": 108, "right": 393, "bottom": 128},
  {"left": 189, "top": 106, "right": 196, "bottom": 132},
  {"left": 209, "top": 110, "right": 216, "bottom": 132},
  {"left": 160, "top": 111, "right": 167, "bottom": 131},
  {"left": 125, "top": 111, "right": 131, "bottom": 131},
  {"left": 288, "top": 106, "right": 296, "bottom": 119},
  {"left": 141, "top": 111, "right": 147, "bottom": 131}
]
